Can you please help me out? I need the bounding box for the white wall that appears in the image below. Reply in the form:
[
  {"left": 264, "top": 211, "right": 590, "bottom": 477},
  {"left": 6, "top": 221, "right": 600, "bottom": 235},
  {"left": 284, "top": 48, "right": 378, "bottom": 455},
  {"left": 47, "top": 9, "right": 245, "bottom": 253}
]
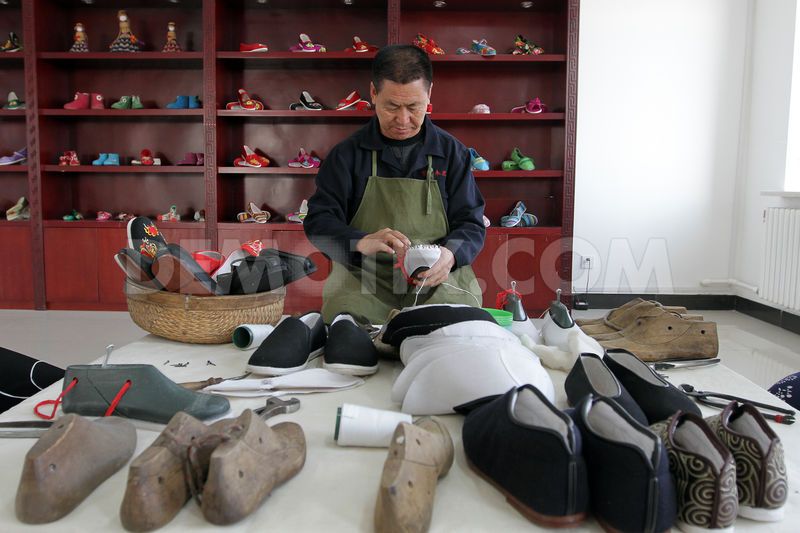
[
  {"left": 732, "top": 0, "right": 800, "bottom": 303},
  {"left": 573, "top": 0, "right": 749, "bottom": 294}
]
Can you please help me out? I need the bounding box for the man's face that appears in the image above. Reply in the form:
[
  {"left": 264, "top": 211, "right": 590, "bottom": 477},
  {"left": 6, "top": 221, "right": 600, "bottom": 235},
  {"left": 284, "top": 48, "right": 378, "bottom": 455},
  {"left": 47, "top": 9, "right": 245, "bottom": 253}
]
[{"left": 370, "top": 79, "right": 431, "bottom": 141}]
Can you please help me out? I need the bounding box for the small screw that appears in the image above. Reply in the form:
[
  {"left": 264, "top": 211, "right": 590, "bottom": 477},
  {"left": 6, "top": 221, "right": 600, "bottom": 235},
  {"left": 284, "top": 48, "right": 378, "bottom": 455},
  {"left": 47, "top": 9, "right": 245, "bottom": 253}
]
[
  {"left": 206, "top": 360, "right": 216, "bottom": 366},
  {"left": 163, "top": 360, "right": 170, "bottom": 366}
]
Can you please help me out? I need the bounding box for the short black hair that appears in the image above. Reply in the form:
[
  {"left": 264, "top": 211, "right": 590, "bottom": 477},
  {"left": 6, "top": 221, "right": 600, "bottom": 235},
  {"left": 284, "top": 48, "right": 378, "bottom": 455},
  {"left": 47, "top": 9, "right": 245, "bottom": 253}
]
[{"left": 372, "top": 45, "right": 433, "bottom": 92}]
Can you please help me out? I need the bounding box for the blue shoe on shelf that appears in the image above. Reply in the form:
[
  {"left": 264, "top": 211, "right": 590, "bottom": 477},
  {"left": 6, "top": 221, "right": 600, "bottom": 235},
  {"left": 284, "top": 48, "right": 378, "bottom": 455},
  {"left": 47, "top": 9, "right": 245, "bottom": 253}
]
[
  {"left": 471, "top": 38, "right": 496, "bottom": 56},
  {"left": 500, "top": 200, "right": 526, "bottom": 227},
  {"left": 468, "top": 148, "right": 490, "bottom": 171},
  {"left": 92, "top": 153, "right": 108, "bottom": 166},
  {"left": 166, "top": 95, "right": 188, "bottom": 109},
  {"left": 103, "top": 153, "right": 120, "bottom": 165},
  {"left": 187, "top": 95, "right": 201, "bottom": 109}
]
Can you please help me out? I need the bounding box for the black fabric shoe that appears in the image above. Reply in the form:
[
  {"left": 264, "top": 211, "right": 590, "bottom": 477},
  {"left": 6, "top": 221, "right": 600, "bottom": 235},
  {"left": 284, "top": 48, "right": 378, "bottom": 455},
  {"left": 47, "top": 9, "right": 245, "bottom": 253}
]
[
  {"left": 323, "top": 313, "right": 378, "bottom": 376},
  {"left": 0, "top": 347, "right": 64, "bottom": 414},
  {"left": 247, "top": 311, "right": 327, "bottom": 375},
  {"left": 463, "top": 385, "right": 588, "bottom": 528},
  {"left": 572, "top": 395, "right": 677, "bottom": 533},
  {"left": 381, "top": 305, "right": 494, "bottom": 347},
  {"left": 228, "top": 253, "right": 288, "bottom": 295},
  {"left": 565, "top": 352, "right": 648, "bottom": 425},
  {"left": 604, "top": 348, "right": 701, "bottom": 423},
  {"left": 651, "top": 411, "right": 738, "bottom": 532},
  {"left": 260, "top": 248, "right": 317, "bottom": 284},
  {"left": 152, "top": 244, "right": 218, "bottom": 296},
  {"left": 126, "top": 216, "right": 167, "bottom": 260},
  {"left": 61, "top": 364, "right": 230, "bottom": 423}
]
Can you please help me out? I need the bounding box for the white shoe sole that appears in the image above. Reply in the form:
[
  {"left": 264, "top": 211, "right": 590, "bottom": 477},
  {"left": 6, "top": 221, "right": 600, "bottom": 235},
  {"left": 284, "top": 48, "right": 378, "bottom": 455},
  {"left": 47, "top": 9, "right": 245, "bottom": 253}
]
[
  {"left": 322, "top": 362, "right": 378, "bottom": 377},
  {"left": 738, "top": 505, "right": 784, "bottom": 522},
  {"left": 246, "top": 346, "right": 325, "bottom": 376}
]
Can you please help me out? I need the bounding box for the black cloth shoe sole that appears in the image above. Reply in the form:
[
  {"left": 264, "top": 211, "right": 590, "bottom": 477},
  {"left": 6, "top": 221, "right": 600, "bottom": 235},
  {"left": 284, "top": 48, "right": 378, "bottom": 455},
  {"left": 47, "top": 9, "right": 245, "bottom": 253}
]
[{"left": 247, "top": 311, "right": 327, "bottom": 375}]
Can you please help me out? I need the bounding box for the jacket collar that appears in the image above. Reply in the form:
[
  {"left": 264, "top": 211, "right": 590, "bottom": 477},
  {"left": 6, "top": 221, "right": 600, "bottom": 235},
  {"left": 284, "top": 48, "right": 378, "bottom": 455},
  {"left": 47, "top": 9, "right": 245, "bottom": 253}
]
[{"left": 358, "top": 115, "right": 446, "bottom": 160}]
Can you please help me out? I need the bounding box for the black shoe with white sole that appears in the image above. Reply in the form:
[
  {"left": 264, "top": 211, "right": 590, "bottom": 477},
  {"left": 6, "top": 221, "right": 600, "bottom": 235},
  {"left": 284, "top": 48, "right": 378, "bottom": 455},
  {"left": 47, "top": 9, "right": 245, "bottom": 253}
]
[
  {"left": 247, "top": 312, "right": 327, "bottom": 375},
  {"left": 323, "top": 313, "right": 378, "bottom": 376}
]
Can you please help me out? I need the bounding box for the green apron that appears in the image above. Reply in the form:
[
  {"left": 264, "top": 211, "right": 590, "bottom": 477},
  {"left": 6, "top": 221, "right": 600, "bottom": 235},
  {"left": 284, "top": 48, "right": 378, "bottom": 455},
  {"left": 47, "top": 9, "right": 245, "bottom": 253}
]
[{"left": 322, "top": 150, "right": 482, "bottom": 324}]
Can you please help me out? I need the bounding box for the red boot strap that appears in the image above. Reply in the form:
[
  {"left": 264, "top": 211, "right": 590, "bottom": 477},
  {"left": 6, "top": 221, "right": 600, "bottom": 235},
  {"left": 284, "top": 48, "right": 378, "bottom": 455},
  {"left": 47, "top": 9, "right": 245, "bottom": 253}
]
[
  {"left": 34, "top": 377, "right": 78, "bottom": 420},
  {"left": 495, "top": 288, "right": 521, "bottom": 310},
  {"left": 104, "top": 379, "right": 132, "bottom": 416}
]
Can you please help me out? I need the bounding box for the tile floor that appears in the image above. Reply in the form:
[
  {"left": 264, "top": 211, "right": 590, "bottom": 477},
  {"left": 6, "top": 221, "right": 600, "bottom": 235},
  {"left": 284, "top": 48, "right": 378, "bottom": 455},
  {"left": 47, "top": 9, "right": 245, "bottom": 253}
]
[{"left": 1, "top": 308, "right": 798, "bottom": 391}]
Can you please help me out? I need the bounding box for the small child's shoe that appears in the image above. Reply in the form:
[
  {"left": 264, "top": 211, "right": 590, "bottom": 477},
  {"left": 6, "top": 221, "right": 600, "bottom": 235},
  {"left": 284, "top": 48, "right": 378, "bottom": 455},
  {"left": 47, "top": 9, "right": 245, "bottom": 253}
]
[
  {"left": 111, "top": 96, "right": 132, "bottom": 110},
  {"left": 103, "top": 153, "right": 120, "bottom": 166},
  {"left": 92, "top": 153, "right": 108, "bottom": 166}
]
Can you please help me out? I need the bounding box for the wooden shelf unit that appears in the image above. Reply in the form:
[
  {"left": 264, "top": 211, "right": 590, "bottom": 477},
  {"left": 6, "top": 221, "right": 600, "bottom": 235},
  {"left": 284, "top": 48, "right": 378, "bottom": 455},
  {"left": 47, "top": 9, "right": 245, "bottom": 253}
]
[{"left": 0, "top": 0, "right": 578, "bottom": 313}]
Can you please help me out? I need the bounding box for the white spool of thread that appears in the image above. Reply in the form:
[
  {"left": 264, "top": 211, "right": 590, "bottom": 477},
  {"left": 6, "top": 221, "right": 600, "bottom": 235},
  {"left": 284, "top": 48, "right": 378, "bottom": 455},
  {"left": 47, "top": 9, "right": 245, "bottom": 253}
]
[{"left": 334, "top": 403, "right": 412, "bottom": 447}]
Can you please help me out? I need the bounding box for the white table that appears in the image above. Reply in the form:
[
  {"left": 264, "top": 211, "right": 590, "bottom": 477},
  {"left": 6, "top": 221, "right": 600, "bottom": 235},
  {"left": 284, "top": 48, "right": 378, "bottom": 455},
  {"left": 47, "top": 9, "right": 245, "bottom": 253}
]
[{"left": 0, "top": 334, "right": 797, "bottom": 532}]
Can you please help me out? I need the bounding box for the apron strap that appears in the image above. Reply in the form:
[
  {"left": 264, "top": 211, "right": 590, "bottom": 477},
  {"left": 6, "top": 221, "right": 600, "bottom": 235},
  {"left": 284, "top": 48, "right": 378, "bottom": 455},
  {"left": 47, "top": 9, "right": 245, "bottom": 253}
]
[
  {"left": 371, "top": 150, "right": 378, "bottom": 177},
  {"left": 425, "top": 155, "right": 434, "bottom": 215}
]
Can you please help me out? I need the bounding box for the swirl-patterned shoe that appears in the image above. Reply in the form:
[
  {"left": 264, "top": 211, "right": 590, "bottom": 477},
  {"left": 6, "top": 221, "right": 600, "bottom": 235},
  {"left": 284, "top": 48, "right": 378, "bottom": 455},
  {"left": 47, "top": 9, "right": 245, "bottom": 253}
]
[
  {"left": 706, "top": 402, "right": 787, "bottom": 522},
  {"left": 651, "top": 412, "right": 738, "bottom": 533}
]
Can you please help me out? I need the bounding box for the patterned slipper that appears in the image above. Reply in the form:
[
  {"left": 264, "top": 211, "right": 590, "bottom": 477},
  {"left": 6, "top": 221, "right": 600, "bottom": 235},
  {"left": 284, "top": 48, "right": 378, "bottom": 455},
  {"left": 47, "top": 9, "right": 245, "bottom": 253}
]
[{"left": 500, "top": 201, "right": 526, "bottom": 227}]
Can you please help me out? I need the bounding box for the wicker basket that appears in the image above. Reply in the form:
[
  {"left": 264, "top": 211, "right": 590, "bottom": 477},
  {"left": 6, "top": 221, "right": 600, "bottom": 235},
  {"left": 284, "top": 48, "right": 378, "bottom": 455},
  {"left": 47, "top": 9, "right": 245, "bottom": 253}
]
[{"left": 125, "top": 281, "right": 285, "bottom": 344}]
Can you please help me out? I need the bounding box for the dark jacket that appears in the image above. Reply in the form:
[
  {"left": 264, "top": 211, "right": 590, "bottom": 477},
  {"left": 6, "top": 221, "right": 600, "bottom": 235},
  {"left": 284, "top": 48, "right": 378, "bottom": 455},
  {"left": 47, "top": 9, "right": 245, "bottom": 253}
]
[{"left": 304, "top": 116, "right": 486, "bottom": 269}]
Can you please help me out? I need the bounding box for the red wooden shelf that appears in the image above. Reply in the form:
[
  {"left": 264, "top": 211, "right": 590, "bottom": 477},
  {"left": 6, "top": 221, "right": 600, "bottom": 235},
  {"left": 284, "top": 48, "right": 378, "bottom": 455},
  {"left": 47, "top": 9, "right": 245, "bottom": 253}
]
[
  {"left": 217, "top": 110, "right": 373, "bottom": 119},
  {"left": 0, "top": 53, "right": 24, "bottom": 61},
  {"left": 218, "top": 167, "right": 318, "bottom": 175},
  {"left": 487, "top": 226, "right": 562, "bottom": 235},
  {"left": 217, "top": 222, "right": 305, "bottom": 231},
  {"left": 38, "top": 52, "right": 203, "bottom": 63},
  {"left": 430, "top": 54, "right": 566, "bottom": 63},
  {"left": 0, "top": 165, "right": 28, "bottom": 173},
  {"left": 0, "top": 220, "right": 30, "bottom": 226},
  {"left": 0, "top": 110, "right": 26, "bottom": 117},
  {"left": 216, "top": 51, "right": 376, "bottom": 60},
  {"left": 432, "top": 113, "right": 564, "bottom": 121},
  {"left": 42, "top": 165, "right": 203, "bottom": 174},
  {"left": 40, "top": 109, "right": 203, "bottom": 117},
  {"left": 474, "top": 170, "right": 563, "bottom": 178},
  {"left": 43, "top": 220, "right": 206, "bottom": 229}
]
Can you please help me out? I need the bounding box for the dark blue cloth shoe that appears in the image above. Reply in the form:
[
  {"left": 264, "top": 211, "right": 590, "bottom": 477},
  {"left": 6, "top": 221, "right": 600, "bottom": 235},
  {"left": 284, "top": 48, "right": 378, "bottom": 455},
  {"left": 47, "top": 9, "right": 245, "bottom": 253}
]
[
  {"left": 247, "top": 312, "right": 327, "bottom": 375},
  {"left": 323, "top": 313, "right": 378, "bottom": 376},
  {"left": 381, "top": 305, "right": 494, "bottom": 347},
  {"left": 572, "top": 395, "right": 677, "bottom": 533},
  {"left": 604, "top": 348, "right": 701, "bottom": 423},
  {"left": 463, "top": 385, "right": 589, "bottom": 528},
  {"left": 565, "top": 352, "right": 648, "bottom": 425}
]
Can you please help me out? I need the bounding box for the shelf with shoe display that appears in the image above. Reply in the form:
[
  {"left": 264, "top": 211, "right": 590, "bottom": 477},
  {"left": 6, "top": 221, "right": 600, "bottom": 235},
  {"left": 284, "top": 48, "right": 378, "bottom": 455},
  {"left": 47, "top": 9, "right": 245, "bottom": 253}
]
[
  {"left": 217, "top": 51, "right": 377, "bottom": 61},
  {"left": 42, "top": 165, "right": 203, "bottom": 173},
  {"left": 430, "top": 54, "right": 566, "bottom": 63},
  {"left": 218, "top": 167, "right": 318, "bottom": 175},
  {"left": 40, "top": 109, "right": 204, "bottom": 117},
  {"left": 0, "top": 165, "right": 28, "bottom": 173},
  {"left": 0, "top": 109, "right": 25, "bottom": 116},
  {"left": 432, "top": 112, "right": 565, "bottom": 121},
  {"left": 38, "top": 51, "right": 203, "bottom": 62},
  {"left": 217, "top": 110, "right": 374, "bottom": 119},
  {"left": 42, "top": 220, "right": 205, "bottom": 229}
]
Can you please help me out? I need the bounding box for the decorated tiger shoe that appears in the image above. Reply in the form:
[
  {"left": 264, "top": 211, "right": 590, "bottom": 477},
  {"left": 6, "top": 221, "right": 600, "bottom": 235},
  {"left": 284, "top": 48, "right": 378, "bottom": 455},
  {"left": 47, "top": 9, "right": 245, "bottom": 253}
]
[{"left": 127, "top": 216, "right": 167, "bottom": 260}]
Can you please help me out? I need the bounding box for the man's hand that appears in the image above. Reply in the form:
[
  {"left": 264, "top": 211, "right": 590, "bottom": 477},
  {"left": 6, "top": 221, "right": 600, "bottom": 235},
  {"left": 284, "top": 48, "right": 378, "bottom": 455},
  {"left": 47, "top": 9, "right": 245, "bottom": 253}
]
[
  {"left": 415, "top": 246, "right": 455, "bottom": 287},
  {"left": 356, "top": 227, "right": 412, "bottom": 256}
]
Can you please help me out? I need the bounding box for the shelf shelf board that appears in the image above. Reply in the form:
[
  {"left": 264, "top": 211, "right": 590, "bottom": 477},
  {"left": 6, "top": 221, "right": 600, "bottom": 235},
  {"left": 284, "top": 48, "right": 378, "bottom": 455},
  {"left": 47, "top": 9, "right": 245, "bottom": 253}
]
[
  {"left": 431, "top": 54, "right": 566, "bottom": 63},
  {"left": 0, "top": 165, "right": 28, "bottom": 173},
  {"left": 37, "top": 52, "right": 203, "bottom": 67},
  {"left": 43, "top": 220, "right": 206, "bottom": 229},
  {"left": 42, "top": 165, "right": 203, "bottom": 174},
  {"left": 0, "top": 220, "right": 30, "bottom": 226},
  {"left": 218, "top": 167, "right": 318, "bottom": 175},
  {"left": 217, "top": 222, "right": 305, "bottom": 231},
  {"left": 475, "top": 170, "right": 563, "bottom": 178},
  {"left": 0, "top": 110, "right": 26, "bottom": 117},
  {"left": 217, "top": 110, "right": 373, "bottom": 120},
  {"left": 40, "top": 109, "right": 203, "bottom": 117},
  {"left": 217, "top": 51, "right": 376, "bottom": 61},
  {"left": 486, "top": 226, "right": 562, "bottom": 235},
  {"left": 432, "top": 112, "right": 564, "bottom": 121},
  {"left": 0, "top": 53, "right": 24, "bottom": 61}
]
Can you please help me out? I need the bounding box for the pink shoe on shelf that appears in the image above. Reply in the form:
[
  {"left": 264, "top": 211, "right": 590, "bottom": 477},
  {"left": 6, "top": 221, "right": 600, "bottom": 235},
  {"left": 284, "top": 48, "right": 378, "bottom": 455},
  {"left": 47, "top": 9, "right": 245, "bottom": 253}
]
[
  {"left": 290, "top": 33, "right": 326, "bottom": 52},
  {"left": 469, "top": 103, "right": 491, "bottom": 114},
  {"left": 526, "top": 97, "right": 547, "bottom": 114},
  {"left": 301, "top": 153, "right": 321, "bottom": 169},
  {"left": 288, "top": 148, "right": 310, "bottom": 168},
  {"left": 96, "top": 211, "right": 112, "bottom": 221}
]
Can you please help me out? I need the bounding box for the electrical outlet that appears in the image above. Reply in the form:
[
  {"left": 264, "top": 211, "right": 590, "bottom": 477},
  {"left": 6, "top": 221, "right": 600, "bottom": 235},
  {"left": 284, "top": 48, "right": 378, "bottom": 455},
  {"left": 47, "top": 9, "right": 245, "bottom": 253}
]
[{"left": 581, "top": 257, "right": 593, "bottom": 270}]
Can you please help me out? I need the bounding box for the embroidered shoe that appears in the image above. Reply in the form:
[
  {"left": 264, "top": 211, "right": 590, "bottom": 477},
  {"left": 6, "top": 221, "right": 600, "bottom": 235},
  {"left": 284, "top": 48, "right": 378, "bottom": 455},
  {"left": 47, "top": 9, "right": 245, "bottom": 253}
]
[
  {"left": 127, "top": 216, "right": 168, "bottom": 260},
  {"left": 412, "top": 33, "right": 445, "bottom": 55},
  {"left": 470, "top": 38, "right": 496, "bottom": 56},
  {"left": 3, "top": 91, "right": 25, "bottom": 110},
  {"left": 239, "top": 42, "right": 269, "bottom": 52},
  {"left": 234, "top": 145, "right": 270, "bottom": 168},
  {"left": 290, "top": 33, "right": 326, "bottom": 52},
  {"left": 225, "top": 88, "right": 265, "bottom": 111},
  {"left": 706, "top": 402, "right": 788, "bottom": 522},
  {"left": 468, "top": 148, "right": 490, "bottom": 171},
  {"left": 650, "top": 412, "right": 738, "bottom": 533},
  {"left": 1, "top": 31, "right": 22, "bottom": 52},
  {"left": 346, "top": 36, "right": 378, "bottom": 53},
  {"left": 287, "top": 199, "right": 308, "bottom": 223}
]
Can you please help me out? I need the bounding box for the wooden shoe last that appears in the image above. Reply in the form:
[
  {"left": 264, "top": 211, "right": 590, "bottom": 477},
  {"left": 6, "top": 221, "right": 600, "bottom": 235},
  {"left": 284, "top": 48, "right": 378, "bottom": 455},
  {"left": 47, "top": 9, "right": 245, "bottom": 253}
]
[
  {"left": 16, "top": 414, "right": 136, "bottom": 524},
  {"left": 375, "top": 417, "right": 454, "bottom": 533}
]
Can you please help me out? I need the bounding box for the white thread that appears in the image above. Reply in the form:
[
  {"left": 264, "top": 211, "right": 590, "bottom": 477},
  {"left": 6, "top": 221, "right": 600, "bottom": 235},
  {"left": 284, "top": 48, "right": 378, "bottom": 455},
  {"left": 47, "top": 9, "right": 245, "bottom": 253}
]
[
  {"left": 29, "top": 360, "right": 44, "bottom": 390},
  {"left": 0, "top": 389, "right": 28, "bottom": 399},
  {"left": 412, "top": 278, "right": 481, "bottom": 307}
]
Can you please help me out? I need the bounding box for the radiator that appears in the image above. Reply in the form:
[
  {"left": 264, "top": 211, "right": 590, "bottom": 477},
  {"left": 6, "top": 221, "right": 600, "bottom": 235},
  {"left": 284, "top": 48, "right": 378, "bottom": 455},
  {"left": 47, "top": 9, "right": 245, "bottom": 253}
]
[{"left": 761, "top": 208, "right": 800, "bottom": 311}]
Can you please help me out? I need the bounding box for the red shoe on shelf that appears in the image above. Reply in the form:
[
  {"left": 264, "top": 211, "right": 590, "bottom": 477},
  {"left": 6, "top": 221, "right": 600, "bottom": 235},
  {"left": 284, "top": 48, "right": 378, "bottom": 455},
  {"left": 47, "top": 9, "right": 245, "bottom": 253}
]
[
  {"left": 225, "top": 88, "right": 265, "bottom": 111},
  {"left": 116, "top": 212, "right": 136, "bottom": 222},
  {"left": 96, "top": 211, "right": 112, "bottom": 221},
  {"left": 90, "top": 93, "right": 105, "bottom": 109},
  {"left": 345, "top": 36, "right": 378, "bottom": 53},
  {"left": 233, "top": 145, "right": 270, "bottom": 168},
  {"left": 354, "top": 100, "right": 372, "bottom": 111},
  {"left": 158, "top": 205, "right": 181, "bottom": 222},
  {"left": 140, "top": 149, "right": 154, "bottom": 166},
  {"left": 58, "top": 150, "right": 80, "bottom": 166},
  {"left": 412, "top": 33, "right": 445, "bottom": 55},
  {"left": 64, "top": 92, "right": 90, "bottom": 110},
  {"left": 239, "top": 42, "right": 269, "bottom": 52}
]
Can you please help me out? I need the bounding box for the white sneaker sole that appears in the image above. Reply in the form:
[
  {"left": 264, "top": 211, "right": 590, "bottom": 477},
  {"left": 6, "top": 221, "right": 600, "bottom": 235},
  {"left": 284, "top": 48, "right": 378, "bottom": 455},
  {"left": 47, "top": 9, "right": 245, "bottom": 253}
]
[{"left": 322, "top": 362, "right": 378, "bottom": 377}]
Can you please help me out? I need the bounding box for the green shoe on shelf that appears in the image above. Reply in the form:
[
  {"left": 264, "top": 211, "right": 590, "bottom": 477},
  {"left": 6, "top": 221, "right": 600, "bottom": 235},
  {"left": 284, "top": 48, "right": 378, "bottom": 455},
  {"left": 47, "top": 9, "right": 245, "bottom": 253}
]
[
  {"left": 111, "top": 96, "right": 132, "bottom": 110},
  {"left": 501, "top": 160, "right": 519, "bottom": 171},
  {"left": 62, "top": 209, "right": 84, "bottom": 221},
  {"left": 131, "top": 95, "right": 144, "bottom": 109},
  {"left": 510, "top": 147, "right": 535, "bottom": 171}
]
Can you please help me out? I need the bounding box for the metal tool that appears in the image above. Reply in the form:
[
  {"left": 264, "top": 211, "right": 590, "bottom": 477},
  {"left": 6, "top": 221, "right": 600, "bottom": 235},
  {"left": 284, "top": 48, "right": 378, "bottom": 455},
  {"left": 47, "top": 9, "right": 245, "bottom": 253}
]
[
  {"left": 254, "top": 397, "right": 300, "bottom": 420},
  {"left": 679, "top": 384, "right": 796, "bottom": 425},
  {"left": 0, "top": 420, "right": 54, "bottom": 439},
  {"left": 648, "top": 358, "right": 721, "bottom": 371}
]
